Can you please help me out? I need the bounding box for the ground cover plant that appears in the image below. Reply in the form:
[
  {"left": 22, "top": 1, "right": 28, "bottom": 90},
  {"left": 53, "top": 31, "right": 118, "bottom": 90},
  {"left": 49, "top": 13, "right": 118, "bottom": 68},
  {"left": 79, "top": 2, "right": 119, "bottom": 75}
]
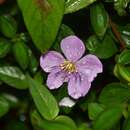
[{"left": 0, "top": 0, "right": 130, "bottom": 130}]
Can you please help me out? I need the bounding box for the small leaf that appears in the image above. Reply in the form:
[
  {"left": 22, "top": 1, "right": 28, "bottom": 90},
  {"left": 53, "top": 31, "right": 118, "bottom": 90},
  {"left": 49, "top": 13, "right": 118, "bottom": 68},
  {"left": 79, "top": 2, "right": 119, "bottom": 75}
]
[
  {"left": 114, "top": 0, "right": 129, "bottom": 16},
  {"left": 99, "top": 82, "right": 130, "bottom": 106},
  {"left": 118, "top": 49, "right": 130, "bottom": 65},
  {"left": 1, "top": 93, "right": 18, "bottom": 108},
  {"left": 0, "top": 96, "right": 9, "bottom": 118},
  {"left": 28, "top": 76, "right": 59, "bottom": 120},
  {"left": 93, "top": 107, "right": 123, "bottom": 130},
  {"left": 118, "top": 64, "right": 130, "bottom": 82},
  {"left": 31, "top": 110, "right": 77, "bottom": 130},
  {"left": 114, "top": 64, "right": 126, "bottom": 83},
  {"left": 28, "top": 49, "right": 38, "bottom": 74},
  {"left": 0, "top": 66, "right": 28, "bottom": 89},
  {"left": 90, "top": 2, "right": 108, "bottom": 37},
  {"left": 0, "top": 15, "right": 17, "bottom": 38},
  {"left": 65, "top": 0, "right": 96, "bottom": 14},
  {"left": 0, "top": 38, "right": 11, "bottom": 58},
  {"left": 86, "top": 34, "right": 117, "bottom": 59},
  {"left": 88, "top": 102, "right": 104, "bottom": 120},
  {"left": 118, "top": 24, "right": 130, "bottom": 47},
  {"left": 79, "top": 91, "right": 96, "bottom": 111},
  {"left": 17, "top": 0, "right": 65, "bottom": 52},
  {"left": 78, "top": 123, "right": 92, "bottom": 130},
  {"left": 13, "top": 41, "right": 29, "bottom": 70}
]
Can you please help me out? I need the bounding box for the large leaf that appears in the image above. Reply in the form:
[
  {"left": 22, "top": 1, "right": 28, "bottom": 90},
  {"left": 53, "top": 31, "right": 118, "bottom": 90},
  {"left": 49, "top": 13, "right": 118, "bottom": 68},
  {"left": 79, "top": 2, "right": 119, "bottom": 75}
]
[
  {"left": 0, "top": 66, "right": 28, "bottom": 89},
  {"left": 31, "top": 110, "right": 77, "bottom": 130},
  {"left": 99, "top": 82, "right": 130, "bottom": 106},
  {"left": 17, "top": 0, "right": 65, "bottom": 52},
  {"left": 65, "top": 0, "right": 96, "bottom": 14},
  {"left": 28, "top": 76, "right": 59, "bottom": 120}
]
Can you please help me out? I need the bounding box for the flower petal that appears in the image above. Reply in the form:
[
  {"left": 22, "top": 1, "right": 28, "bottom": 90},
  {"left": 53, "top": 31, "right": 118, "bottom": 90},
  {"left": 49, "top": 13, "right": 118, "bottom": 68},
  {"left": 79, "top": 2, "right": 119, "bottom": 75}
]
[
  {"left": 61, "top": 36, "right": 85, "bottom": 62},
  {"left": 47, "top": 69, "right": 66, "bottom": 89},
  {"left": 68, "top": 73, "right": 91, "bottom": 99},
  {"left": 77, "top": 54, "right": 103, "bottom": 82},
  {"left": 40, "top": 51, "right": 65, "bottom": 72}
]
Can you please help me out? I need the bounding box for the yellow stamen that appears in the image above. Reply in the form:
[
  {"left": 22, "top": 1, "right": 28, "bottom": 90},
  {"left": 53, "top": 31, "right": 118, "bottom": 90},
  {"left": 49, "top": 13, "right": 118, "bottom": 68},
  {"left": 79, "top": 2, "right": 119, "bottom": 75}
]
[{"left": 60, "top": 60, "right": 77, "bottom": 73}]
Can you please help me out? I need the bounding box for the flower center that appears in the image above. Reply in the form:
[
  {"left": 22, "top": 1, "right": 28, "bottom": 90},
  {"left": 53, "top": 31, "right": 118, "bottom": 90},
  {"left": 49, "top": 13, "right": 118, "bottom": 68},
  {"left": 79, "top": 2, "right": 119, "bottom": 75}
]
[{"left": 60, "top": 60, "right": 77, "bottom": 73}]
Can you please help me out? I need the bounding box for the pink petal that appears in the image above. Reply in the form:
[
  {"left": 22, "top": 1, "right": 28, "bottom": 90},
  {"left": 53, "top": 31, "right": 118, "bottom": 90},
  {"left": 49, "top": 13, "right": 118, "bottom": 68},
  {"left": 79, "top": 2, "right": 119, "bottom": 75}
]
[
  {"left": 47, "top": 69, "right": 66, "bottom": 89},
  {"left": 76, "top": 54, "right": 103, "bottom": 82},
  {"left": 40, "top": 51, "right": 65, "bottom": 73},
  {"left": 68, "top": 73, "right": 91, "bottom": 99},
  {"left": 61, "top": 36, "right": 85, "bottom": 62}
]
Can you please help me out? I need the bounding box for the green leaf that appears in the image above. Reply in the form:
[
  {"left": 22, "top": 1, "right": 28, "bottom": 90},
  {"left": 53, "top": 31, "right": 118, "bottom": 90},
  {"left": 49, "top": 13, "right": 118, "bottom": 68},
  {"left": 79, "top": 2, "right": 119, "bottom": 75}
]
[
  {"left": 0, "top": 38, "right": 11, "bottom": 58},
  {"left": 78, "top": 91, "right": 96, "bottom": 111},
  {"left": 111, "top": 123, "right": 120, "bottom": 130},
  {"left": 90, "top": 2, "right": 108, "bottom": 38},
  {"left": 118, "top": 24, "right": 130, "bottom": 47},
  {"left": 99, "top": 82, "right": 130, "bottom": 106},
  {"left": 0, "top": 96, "right": 9, "bottom": 118},
  {"left": 118, "top": 65, "right": 130, "bottom": 82},
  {"left": 28, "top": 76, "right": 59, "bottom": 120},
  {"left": 65, "top": 0, "right": 96, "bottom": 14},
  {"left": 31, "top": 110, "right": 77, "bottom": 130},
  {"left": 78, "top": 123, "right": 92, "bottom": 130},
  {"left": 34, "top": 71, "right": 44, "bottom": 84},
  {"left": 17, "top": 0, "right": 65, "bottom": 52},
  {"left": 86, "top": 35, "right": 117, "bottom": 59},
  {"left": 114, "top": 64, "right": 130, "bottom": 84},
  {"left": 123, "top": 115, "right": 130, "bottom": 130},
  {"left": 1, "top": 93, "right": 18, "bottom": 108},
  {"left": 88, "top": 102, "right": 104, "bottom": 120},
  {"left": 0, "top": 15, "right": 17, "bottom": 38},
  {"left": 0, "top": 66, "right": 28, "bottom": 89},
  {"left": 13, "top": 41, "right": 29, "bottom": 70},
  {"left": 114, "top": 0, "right": 129, "bottom": 16},
  {"left": 118, "top": 49, "right": 130, "bottom": 65},
  {"left": 6, "top": 121, "right": 28, "bottom": 130},
  {"left": 93, "top": 107, "right": 123, "bottom": 130},
  {"left": 28, "top": 49, "right": 38, "bottom": 74},
  {"left": 114, "top": 64, "right": 126, "bottom": 83}
]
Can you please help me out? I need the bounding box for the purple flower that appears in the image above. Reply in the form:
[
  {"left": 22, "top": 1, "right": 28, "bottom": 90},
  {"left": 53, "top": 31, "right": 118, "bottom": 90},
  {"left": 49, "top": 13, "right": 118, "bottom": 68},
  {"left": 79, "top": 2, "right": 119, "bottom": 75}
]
[{"left": 40, "top": 36, "right": 103, "bottom": 99}]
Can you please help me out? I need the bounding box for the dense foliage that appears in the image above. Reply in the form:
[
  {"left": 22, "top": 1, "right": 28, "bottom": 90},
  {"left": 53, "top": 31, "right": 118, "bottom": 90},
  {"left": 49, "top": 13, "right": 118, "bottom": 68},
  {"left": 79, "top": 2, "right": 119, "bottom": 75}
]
[{"left": 0, "top": 0, "right": 130, "bottom": 130}]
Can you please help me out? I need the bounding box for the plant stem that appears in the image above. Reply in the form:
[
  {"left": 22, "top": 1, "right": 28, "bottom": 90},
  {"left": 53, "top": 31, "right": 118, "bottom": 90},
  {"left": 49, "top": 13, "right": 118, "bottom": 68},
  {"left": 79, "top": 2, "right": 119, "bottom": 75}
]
[{"left": 109, "top": 18, "right": 126, "bottom": 50}]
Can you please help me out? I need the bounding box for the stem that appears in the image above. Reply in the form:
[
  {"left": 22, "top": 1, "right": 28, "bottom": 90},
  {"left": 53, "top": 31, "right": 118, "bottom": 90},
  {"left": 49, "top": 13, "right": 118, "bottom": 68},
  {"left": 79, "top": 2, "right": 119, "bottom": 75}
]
[{"left": 109, "top": 17, "right": 126, "bottom": 50}]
